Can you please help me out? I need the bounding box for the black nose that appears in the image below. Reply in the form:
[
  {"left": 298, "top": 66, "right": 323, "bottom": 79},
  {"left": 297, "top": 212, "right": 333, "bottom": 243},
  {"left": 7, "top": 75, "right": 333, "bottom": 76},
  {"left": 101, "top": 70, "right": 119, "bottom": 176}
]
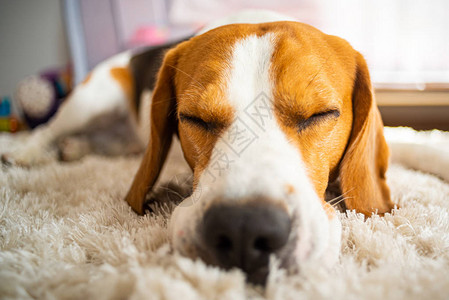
[{"left": 202, "top": 201, "right": 291, "bottom": 285}]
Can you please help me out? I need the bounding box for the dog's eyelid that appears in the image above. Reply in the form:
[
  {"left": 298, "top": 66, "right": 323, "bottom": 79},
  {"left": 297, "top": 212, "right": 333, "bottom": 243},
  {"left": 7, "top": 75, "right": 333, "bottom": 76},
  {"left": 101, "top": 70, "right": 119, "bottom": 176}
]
[
  {"left": 179, "top": 113, "right": 221, "bottom": 132},
  {"left": 179, "top": 113, "right": 208, "bottom": 126},
  {"left": 297, "top": 109, "right": 340, "bottom": 132},
  {"left": 311, "top": 109, "right": 340, "bottom": 119},
  {"left": 179, "top": 113, "right": 202, "bottom": 122}
]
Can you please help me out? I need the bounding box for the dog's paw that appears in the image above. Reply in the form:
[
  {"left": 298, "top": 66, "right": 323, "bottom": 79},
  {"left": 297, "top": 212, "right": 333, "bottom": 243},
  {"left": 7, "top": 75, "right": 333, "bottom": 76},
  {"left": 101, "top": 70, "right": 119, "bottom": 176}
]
[
  {"left": 1, "top": 153, "right": 14, "bottom": 167},
  {"left": 1, "top": 145, "right": 53, "bottom": 167},
  {"left": 58, "top": 136, "right": 91, "bottom": 162}
]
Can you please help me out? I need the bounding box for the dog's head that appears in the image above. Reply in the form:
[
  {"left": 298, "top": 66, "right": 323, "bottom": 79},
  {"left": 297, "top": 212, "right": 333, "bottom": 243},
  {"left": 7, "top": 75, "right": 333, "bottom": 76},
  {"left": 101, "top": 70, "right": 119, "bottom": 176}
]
[{"left": 126, "top": 21, "right": 393, "bottom": 285}]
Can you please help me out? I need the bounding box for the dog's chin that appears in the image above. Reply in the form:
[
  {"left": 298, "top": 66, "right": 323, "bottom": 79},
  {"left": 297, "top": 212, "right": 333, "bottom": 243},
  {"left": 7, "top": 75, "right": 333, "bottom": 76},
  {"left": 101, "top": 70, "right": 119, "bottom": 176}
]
[
  {"left": 172, "top": 236, "right": 335, "bottom": 286},
  {"left": 294, "top": 214, "right": 342, "bottom": 271},
  {"left": 183, "top": 244, "right": 280, "bottom": 286},
  {"left": 170, "top": 225, "right": 296, "bottom": 286},
  {"left": 170, "top": 231, "right": 340, "bottom": 287}
]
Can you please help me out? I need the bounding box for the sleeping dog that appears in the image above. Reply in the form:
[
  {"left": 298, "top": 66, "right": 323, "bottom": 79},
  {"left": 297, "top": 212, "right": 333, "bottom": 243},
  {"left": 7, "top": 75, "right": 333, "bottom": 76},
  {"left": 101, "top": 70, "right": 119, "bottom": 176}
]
[{"left": 2, "top": 10, "right": 395, "bottom": 285}]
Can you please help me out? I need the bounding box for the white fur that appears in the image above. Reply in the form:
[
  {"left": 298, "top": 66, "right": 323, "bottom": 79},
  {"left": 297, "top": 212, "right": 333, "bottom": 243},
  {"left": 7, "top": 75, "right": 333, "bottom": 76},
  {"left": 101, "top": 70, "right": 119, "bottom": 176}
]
[
  {"left": 137, "top": 90, "right": 153, "bottom": 145},
  {"left": 170, "top": 34, "right": 341, "bottom": 268}
]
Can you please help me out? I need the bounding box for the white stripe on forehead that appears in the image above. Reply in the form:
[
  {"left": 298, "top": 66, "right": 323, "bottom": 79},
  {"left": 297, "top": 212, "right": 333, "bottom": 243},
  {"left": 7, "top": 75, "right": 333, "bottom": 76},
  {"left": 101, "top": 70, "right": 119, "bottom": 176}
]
[
  {"left": 226, "top": 34, "right": 275, "bottom": 111},
  {"left": 213, "top": 33, "right": 302, "bottom": 200}
]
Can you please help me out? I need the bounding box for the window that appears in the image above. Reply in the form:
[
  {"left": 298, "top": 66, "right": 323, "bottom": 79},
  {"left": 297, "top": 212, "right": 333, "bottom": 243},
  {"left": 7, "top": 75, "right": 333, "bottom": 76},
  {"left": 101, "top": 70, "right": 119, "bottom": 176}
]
[{"left": 170, "top": 0, "right": 449, "bottom": 90}]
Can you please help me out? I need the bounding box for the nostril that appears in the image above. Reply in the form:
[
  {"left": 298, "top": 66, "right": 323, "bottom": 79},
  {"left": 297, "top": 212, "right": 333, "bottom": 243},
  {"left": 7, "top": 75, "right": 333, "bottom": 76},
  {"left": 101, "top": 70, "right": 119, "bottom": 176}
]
[
  {"left": 254, "top": 237, "right": 271, "bottom": 252},
  {"left": 216, "top": 234, "right": 232, "bottom": 252}
]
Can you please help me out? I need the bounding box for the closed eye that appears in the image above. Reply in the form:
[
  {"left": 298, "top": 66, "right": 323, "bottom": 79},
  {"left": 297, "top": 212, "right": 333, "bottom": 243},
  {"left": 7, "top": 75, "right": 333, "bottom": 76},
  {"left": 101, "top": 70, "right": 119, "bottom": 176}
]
[
  {"left": 179, "top": 113, "right": 220, "bottom": 132},
  {"left": 297, "top": 109, "right": 340, "bottom": 132}
]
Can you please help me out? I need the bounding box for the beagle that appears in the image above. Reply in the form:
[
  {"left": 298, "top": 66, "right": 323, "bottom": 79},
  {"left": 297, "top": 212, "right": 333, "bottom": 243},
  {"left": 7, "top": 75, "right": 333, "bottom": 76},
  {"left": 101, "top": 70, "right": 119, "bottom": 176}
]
[{"left": 2, "top": 10, "right": 394, "bottom": 285}]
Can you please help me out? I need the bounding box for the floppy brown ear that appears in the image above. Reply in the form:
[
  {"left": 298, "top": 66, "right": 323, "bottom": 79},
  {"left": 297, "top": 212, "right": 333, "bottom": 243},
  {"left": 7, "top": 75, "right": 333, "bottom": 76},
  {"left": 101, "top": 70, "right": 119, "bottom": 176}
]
[
  {"left": 339, "top": 53, "right": 394, "bottom": 216},
  {"left": 125, "top": 48, "right": 179, "bottom": 215}
]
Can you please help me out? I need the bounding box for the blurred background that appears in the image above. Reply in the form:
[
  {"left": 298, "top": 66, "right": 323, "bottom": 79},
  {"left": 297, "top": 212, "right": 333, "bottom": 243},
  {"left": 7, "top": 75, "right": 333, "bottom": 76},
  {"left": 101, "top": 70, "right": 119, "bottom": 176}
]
[{"left": 0, "top": 0, "right": 448, "bottom": 132}]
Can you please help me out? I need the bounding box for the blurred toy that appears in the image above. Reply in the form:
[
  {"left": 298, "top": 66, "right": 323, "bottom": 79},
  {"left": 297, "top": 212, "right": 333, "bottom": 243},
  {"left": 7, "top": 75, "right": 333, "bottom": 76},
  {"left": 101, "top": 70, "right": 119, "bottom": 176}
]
[
  {"left": 129, "top": 26, "right": 169, "bottom": 47},
  {"left": 128, "top": 25, "right": 197, "bottom": 49},
  {"left": 15, "top": 66, "right": 73, "bottom": 129},
  {"left": 0, "top": 96, "right": 19, "bottom": 132}
]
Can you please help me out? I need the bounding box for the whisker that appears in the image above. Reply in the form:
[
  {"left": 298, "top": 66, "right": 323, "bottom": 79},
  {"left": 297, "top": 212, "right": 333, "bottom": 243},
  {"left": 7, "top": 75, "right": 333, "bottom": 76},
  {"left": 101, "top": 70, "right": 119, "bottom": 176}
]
[
  {"left": 327, "top": 194, "right": 344, "bottom": 205},
  {"left": 331, "top": 197, "right": 349, "bottom": 208},
  {"left": 324, "top": 197, "right": 354, "bottom": 216},
  {"left": 325, "top": 187, "right": 357, "bottom": 214},
  {"left": 157, "top": 186, "right": 186, "bottom": 200},
  {"left": 327, "top": 187, "right": 356, "bottom": 204}
]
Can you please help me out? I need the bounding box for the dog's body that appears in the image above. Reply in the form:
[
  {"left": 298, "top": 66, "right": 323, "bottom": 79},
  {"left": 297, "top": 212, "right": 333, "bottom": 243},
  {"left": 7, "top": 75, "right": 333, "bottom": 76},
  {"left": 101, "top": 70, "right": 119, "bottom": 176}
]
[{"left": 3, "top": 10, "right": 399, "bottom": 285}]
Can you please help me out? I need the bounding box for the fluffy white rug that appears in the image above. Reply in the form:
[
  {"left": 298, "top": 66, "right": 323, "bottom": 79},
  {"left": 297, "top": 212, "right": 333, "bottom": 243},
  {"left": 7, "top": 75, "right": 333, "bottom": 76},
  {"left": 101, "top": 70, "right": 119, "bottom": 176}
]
[{"left": 1, "top": 127, "right": 449, "bottom": 300}]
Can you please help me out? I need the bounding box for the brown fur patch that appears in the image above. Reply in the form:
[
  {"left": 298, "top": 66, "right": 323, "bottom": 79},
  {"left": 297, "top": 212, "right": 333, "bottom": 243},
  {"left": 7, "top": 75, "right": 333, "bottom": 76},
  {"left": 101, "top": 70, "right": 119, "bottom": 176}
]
[
  {"left": 285, "top": 184, "right": 295, "bottom": 195},
  {"left": 110, "top": 67, "right": 135, "bottom": 116},
  {"left": 82, "top": 72, "right": 93, "bottom": 85}
]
